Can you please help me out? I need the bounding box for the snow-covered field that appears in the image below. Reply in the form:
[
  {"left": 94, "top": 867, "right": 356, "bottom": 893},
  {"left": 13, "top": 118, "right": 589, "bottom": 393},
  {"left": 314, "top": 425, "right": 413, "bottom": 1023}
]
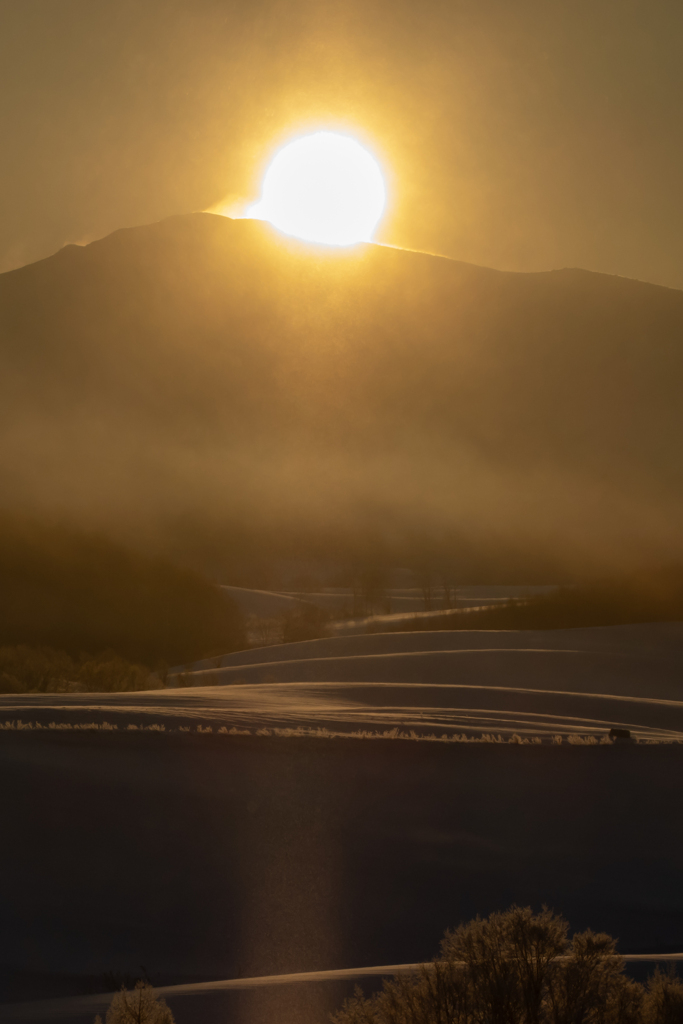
[
  {"left": 225, "top": 583, "right": 557, "bottom": 617},
  {"left": 3, "top": 623, "right": 683, "bottom": 742},
  {"left": 3, "top": 628, "right": 683, "bottom": 1024},
  {"left": 224, "top": 583, "right": 562, "bottom": 644}
]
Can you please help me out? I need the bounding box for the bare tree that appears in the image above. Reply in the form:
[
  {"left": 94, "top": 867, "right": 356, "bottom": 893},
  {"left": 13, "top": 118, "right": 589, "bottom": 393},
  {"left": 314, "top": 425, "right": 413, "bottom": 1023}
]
[
  {"left": 644, "top": 968, "right": 683, "bottom": 1024},
  {"left": 95, "top": 981, "right": 175, "bottom": 1024},
  {"left": 546, "top": 929, "right": 634, "bottom": 1024},
  {"left": 331, "top": 906, "right": 676, "bottom": 1024},
  {"left": 441, "top": 905, "right": 568, "bottom": 1024}
]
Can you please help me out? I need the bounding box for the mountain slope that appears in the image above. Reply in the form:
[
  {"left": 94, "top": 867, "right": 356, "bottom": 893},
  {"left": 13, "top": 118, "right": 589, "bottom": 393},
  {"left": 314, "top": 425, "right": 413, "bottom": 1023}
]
[{"left": 1, "top": 212, "right": 682, "bottom": 578}]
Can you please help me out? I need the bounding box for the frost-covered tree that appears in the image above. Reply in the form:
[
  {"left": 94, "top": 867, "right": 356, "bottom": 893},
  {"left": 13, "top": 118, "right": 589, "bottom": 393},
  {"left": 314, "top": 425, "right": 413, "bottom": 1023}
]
[
  {"left": 331, "top": 906, "right": 677, "bottom": 1024},
  {"left": 95, "top": 981, "right": 175, "bottom": 1024}
]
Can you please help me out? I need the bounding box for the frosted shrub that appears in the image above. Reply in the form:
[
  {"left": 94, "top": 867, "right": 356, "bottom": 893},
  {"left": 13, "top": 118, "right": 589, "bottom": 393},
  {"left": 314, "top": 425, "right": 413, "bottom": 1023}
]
[
  {"left": 0, "top": 645, "right": 156, "bottom": 694},
  {"left": 644, "top": 968, "right": 683, "bottom": 1023},
  {"left": 95, "top": 981, "right": 174, "bottom": 1024},
  {"left": 332, "top": 906, "right": 678, "bottom": 1024}
]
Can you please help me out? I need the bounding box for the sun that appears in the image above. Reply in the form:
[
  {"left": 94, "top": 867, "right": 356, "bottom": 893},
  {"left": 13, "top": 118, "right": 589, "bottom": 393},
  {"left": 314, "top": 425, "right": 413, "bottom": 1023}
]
[{"left": 246, "top": 132, "right": 386, "bottom": 246}]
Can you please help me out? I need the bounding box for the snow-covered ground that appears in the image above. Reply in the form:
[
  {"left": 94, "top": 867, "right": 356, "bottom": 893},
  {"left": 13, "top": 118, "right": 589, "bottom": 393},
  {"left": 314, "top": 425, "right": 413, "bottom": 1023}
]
[
  {"left": 224, "top": 584, "right": 558, "bottom": 618},
  {"left": 3, "top": 623, "right": 683, "bottom": 742}
]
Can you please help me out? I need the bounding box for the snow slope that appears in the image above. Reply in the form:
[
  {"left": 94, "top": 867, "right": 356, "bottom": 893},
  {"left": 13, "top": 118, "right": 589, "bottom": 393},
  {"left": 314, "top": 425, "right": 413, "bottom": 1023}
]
[{"left": 3, "top": 624, "right": 683, "bottom": 741}]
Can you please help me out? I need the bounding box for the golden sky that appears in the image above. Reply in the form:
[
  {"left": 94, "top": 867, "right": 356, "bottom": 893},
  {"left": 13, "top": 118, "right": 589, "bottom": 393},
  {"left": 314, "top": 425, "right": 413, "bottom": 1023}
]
[{"left": 1, "top": 0, "right": 683, "bottom": 287}]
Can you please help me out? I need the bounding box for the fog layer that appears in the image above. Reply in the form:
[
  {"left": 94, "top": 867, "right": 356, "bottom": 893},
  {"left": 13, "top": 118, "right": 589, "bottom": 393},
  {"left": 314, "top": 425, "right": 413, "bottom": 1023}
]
[{"left": 1, "top": 214, "right": 682, "bottom": 580}]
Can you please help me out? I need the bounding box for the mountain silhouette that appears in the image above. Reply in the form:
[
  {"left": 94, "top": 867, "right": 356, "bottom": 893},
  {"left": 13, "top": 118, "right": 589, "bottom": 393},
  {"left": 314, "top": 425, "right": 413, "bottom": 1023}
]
[{"left": 1, "top": 212, "right": 682, "bottom": 580}]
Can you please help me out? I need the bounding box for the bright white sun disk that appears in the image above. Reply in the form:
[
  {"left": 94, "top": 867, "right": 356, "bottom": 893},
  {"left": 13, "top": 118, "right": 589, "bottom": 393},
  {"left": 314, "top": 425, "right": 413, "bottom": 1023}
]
[{"left": 247, "top": 132, "right": 385, "bottom": 246}]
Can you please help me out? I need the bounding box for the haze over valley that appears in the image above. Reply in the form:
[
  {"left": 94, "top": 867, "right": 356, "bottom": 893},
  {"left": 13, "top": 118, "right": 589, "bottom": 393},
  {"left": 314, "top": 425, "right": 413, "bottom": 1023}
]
[{"left": 2, "top": 212, "right": 683, "bottom": 582}]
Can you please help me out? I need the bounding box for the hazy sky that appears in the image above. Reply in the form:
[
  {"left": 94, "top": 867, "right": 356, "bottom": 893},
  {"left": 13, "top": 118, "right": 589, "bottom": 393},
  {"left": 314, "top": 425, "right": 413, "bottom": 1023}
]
[{"left": 2, "top": 0, "right": 683, "bottom": 287}]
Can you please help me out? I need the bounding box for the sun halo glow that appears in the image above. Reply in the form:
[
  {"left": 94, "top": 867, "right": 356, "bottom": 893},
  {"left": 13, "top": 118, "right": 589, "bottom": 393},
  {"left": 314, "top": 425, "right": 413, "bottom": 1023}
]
[{"left": 246, "top": 132, "right": 386, "bottom": 247}]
